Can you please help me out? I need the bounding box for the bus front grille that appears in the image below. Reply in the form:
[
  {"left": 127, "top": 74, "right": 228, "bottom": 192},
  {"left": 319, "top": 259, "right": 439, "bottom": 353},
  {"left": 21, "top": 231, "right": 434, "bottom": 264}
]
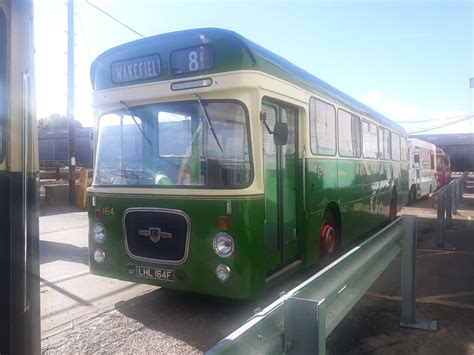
[{"left": 123, "top": 208, "right": 190, "bottom": 264}]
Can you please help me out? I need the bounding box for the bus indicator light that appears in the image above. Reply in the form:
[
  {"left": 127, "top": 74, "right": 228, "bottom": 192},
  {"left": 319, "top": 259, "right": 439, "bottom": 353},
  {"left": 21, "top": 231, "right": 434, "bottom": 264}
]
[
  {"left": 218, "top": 216, "right": 228, "bottom": 230},
  {"left": 95, "top": 209, "right": 102, "bottom": 221}
]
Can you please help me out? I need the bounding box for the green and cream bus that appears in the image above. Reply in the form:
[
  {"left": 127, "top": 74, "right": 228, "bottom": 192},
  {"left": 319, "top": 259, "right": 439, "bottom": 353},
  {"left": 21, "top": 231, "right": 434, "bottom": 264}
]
[{"left": 88, "top": 28, "right": 409, "bottom": 298}]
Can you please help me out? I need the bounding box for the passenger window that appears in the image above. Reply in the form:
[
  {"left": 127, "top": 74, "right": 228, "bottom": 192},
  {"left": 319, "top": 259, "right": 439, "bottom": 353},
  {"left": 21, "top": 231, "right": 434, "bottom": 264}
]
[
  {"left": 400, "top": 136, "right": 408, "bottom": 161},
  {"left": 309, "top": 97, "right": 336, "bottom": 156},
  {"left": 0, "top": 10, "right": 6, "bottom": 162},
  {"left": 337, "top": 110, "right": 361, "bottom": 158},
  {"left": 362, "top": 120, "right": 378, "bottom": 159},
  {"left": 391, "top": 132, "right": 401, "bottom": 161},
  {"left": 379, "top": 127, "right": 391, "bottom": 160}
]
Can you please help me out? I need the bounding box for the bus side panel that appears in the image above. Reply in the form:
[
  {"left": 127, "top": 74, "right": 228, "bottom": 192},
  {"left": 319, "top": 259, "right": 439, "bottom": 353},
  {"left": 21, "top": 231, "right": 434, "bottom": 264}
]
[
  {"left": 398, "top": 161, "right": 409, "bottom": 209},
  {"left": 303, "top": 158, "right": 337, "bottom": 262},
  {"left": 337, "top": 159, "right": 365, "bottom": 246},
  {"left": 88, "top": 194, "right": 265, "bottom": 299},
  {"left": 361, "top": 160, "right": 384, "bottom": 230},
  {"left": 378, "top": 161, "right": 393, "bottom": 217}
]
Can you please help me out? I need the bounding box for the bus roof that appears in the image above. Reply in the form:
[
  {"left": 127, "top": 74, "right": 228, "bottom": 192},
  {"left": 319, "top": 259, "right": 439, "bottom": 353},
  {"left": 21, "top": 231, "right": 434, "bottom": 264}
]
[{"left": 91, "top": 28, "right": 406, "bottom": 133}]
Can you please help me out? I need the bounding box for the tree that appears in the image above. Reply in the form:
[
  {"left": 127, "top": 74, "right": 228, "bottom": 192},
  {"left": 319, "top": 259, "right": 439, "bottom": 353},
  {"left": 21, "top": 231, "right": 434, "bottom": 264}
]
[{"left": 37, "top": 113, "right": 82, "bottom": 131}]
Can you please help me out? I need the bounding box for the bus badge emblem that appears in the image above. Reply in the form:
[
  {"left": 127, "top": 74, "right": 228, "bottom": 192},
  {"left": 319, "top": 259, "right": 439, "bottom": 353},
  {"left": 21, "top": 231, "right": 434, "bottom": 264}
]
[{"left": 138, "top": 227, "right": 173, "bottom": 243}]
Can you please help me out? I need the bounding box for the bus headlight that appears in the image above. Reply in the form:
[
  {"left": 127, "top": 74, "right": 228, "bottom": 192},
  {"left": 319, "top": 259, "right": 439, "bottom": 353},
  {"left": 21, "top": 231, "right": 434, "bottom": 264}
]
[
  {"left": 93, "top": 223, "right": 106, "bottom": 243},
  {"left": 213, "top": 232, "right": 234, "bottom": 258},
  {"left": 94, "top": 248, "right": 106, "bottom": 263},
  {"left": 215, "top": 264, "right": 231, "bottom": 282}
]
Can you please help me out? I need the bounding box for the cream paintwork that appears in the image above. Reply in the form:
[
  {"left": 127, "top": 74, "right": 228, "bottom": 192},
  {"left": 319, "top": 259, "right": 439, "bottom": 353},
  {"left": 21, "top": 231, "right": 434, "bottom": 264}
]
[{"left": 90, "top": 70, "right": 406, "bottom": 196}]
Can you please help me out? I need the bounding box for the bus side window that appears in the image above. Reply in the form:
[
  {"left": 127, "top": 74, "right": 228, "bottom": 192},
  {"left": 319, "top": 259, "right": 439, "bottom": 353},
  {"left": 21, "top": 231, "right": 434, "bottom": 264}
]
[
  {"left": 338, "top": 109, "right": 361, "bottom": 158},
  {"left": 309, "top": 97, "right": 336, "bottom": 156},
  {"left": 379, "top": 127, "right": 391, "bottom": 160},
  {"left": 400, "top": 137, "right": 408, "bottom": 161},
  {"left": 391, "top": 132, "right": 401, "bottom": 161},
  {"left": 362, "top": 120, "right": 378, "bottom": 159}
]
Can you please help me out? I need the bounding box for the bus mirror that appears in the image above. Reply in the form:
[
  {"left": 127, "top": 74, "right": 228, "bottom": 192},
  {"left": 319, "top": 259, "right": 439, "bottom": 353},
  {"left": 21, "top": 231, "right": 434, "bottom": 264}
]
[{"left": 273, "top": 122, "right": 288, "bottom": 146}]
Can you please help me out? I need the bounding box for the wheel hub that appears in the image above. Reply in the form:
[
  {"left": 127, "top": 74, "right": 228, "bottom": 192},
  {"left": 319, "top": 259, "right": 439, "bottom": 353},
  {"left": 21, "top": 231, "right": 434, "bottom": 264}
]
[{"left": 320, "top": 219, "right": 336, "bottom": 257}]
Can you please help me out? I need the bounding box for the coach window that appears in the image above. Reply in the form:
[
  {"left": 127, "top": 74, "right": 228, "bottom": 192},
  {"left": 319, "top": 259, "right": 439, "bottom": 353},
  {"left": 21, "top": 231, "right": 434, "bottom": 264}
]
[
  {"left": 379, "top": 127, "right": 391, "bottom": 160},
  {"left": 338, "top": 109, "right": 361, "bottom": 157},
  {"left": 362, "top": 120, "right": 378, "bottom": 159},
  {"left": 0, "top": 9, "right": 6, "bottom": 162},
  {"left": 391, "top": 132, "right": 401, "bottom": 161},
  {"left": 400, "top": 136, "right": 408, "bottom": 161},
  {"left": 309, "top": 97, "right": 336, "bottom": 155}
]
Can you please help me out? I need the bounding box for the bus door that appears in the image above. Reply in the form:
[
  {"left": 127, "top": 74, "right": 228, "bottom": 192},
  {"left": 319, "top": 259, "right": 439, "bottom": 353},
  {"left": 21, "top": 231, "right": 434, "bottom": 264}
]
[{"left": 261, "top": 101, "right": 298, "bottom": 273}]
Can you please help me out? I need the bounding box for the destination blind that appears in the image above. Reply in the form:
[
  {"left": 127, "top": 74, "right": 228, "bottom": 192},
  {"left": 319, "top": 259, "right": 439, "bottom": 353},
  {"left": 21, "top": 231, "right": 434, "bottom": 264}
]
[{"left": 111, "top": 55, "right": 161, "bottom": 84}]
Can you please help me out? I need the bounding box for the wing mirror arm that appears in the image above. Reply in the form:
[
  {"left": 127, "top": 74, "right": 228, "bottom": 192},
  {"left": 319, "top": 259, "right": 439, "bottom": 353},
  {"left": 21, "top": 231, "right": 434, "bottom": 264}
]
[{"left": 260, "top": 112, "right": 274, "bottom": 135}]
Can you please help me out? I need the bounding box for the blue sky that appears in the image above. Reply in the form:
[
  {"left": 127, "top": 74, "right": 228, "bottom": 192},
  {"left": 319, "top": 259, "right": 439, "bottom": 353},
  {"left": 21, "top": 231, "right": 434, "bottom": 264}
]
[{"left": 34, "top": 0, "right": 473, "bottom": 133}]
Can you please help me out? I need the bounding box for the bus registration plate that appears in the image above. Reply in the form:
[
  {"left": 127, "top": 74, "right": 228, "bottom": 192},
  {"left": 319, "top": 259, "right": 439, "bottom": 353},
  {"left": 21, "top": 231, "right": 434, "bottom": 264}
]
[{"left": 136, "top": 266, "right": 174, "bottom": 281}]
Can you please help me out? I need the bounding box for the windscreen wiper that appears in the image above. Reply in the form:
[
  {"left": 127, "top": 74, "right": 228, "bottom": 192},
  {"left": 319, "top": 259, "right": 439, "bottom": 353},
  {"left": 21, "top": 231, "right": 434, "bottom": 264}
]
[
  {"left": 195, "top": 94, "right": 223, "bottom": 153},
  {"left": 119, "top": 100, "right": 152, "bottom": 146}
]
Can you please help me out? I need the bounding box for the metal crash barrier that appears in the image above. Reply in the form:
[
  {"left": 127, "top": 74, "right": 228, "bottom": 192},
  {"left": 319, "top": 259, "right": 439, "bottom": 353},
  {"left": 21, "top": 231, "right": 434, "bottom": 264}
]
[
  {"left": 435, "top": 175, "right": 465, "bottom": 250},
  {"left": 207, "top": 215, "right": 436, "bottom": 355}
]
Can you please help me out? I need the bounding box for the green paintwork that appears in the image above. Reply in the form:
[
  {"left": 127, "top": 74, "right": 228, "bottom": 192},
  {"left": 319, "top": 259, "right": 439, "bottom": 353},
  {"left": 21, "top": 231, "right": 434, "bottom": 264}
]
[
  {"left": 89, "top": 193, "right": 265, "bottom": 299},
  {"left": 89, "top": 28, "right": 410, "bottom": 298},
  {"left": 261, "top": 101, "right": 298, "bottom": 274}
]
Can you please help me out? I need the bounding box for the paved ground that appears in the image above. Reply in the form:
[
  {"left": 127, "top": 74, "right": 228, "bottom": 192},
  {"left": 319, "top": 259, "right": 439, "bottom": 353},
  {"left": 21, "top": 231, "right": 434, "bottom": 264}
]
[
  {"left": 40, "top": 211, "right": 155, "bottom": 337},
  {"left": 327, "top": 191, "right": 474, "bottom": 354},
  {"left": 40, "top": 189, "right": 474, "bottom": 354}
]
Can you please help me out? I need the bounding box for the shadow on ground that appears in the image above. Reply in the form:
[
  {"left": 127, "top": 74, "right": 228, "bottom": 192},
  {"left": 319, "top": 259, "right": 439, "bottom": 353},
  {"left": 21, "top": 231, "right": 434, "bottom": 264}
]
[{"left": 40, "top": 240, "right": 89, "bottom": 265}]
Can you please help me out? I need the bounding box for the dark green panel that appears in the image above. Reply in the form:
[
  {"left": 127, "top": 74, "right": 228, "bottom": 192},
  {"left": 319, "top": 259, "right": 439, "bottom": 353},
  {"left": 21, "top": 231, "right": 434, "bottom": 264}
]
[
  {"left": 261, "top": 104, "right": 279, "bottom": 264},
  {"left": 89, "top": 193, "right": 265, "bottom": 299},
  {"left": 280, "top": 107, "right": 297, "bottom": 264},
  {"left": 337, "top": 159, "right": 366, "bottom": 244}
]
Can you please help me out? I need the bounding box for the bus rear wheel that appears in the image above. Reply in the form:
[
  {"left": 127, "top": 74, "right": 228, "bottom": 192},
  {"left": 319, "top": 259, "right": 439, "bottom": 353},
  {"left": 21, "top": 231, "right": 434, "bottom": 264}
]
[{"left": 320, "top": 214, "right": 336, "bottom": 258}]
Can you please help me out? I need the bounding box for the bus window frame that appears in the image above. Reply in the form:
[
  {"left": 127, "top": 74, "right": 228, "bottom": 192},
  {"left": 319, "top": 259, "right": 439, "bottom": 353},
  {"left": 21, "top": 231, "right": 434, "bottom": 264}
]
[
  {"left": 361, "top": 119, "right": 379, "bottom": 160},
  {"left": 337, "top": 108, "right": 361, "bottom": 159},
  {"left": 93, "top": 98, "right": 254, "bottom": 190},
  {"left": 379, "top": 126, "right": 392, "bottom": 160},
  {"left": 400, "top": 135, "right": 408, "bottom": 162},
  {"left": 309, "top": 96, "right": 337, "bottom": 157},
  {"left": 391, "top": 131, "right": 401, "bottom": 161}
]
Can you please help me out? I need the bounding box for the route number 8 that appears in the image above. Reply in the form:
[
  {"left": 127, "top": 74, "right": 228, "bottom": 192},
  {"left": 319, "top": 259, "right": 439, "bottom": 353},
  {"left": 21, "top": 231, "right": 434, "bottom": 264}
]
[{"left": 188, "top": 51, "right": 199, "bottom": 71}]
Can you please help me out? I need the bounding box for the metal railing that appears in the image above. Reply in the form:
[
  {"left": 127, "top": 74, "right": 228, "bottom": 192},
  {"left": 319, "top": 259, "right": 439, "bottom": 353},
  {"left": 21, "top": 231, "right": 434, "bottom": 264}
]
[
  {"left": 435, "top": 175, "right": 466, "bottom": 250},
  {"left": 207, "top": 215, "right": 436, "bottom": 355}
]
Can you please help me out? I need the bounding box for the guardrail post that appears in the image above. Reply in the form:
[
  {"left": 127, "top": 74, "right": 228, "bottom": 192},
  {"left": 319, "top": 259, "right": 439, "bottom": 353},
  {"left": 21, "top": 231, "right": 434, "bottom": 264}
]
[
  {"left": 436, "top": 190, "right": 446, "bottom": 249},
  {"left": 284, "top": 297, "right": 325, "bottom": 355},
  {"left": 400, "top": 215, "right": 437, "bottom": 331},
  {"left": 446, "top": 184, "right": 453, "bottom": 228}
]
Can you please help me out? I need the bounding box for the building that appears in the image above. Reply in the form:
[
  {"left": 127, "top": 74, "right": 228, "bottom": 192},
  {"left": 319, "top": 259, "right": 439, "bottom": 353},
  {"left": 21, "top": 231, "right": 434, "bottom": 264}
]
[{"left": 410, "top": 133, "right": 474, "bottom": 172}]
